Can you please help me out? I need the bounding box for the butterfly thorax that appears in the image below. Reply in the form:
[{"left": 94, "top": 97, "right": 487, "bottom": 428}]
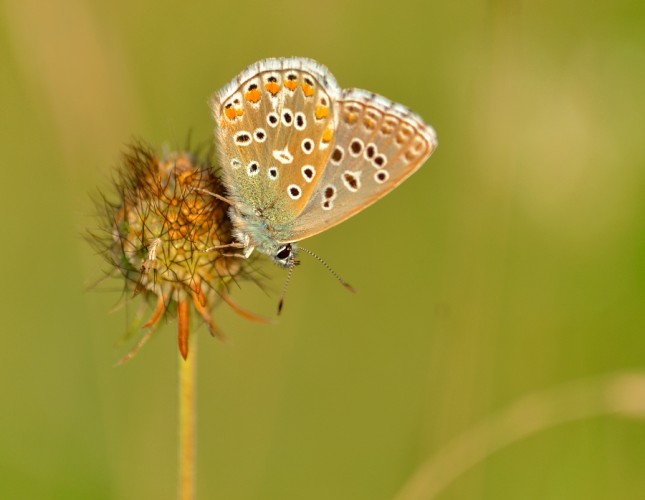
[{"left": 228, "top": 205, "right": 298, "bottom": 266}]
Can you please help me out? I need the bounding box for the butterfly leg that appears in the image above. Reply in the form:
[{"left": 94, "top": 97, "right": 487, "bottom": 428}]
[
  {"left": 202, "top": 242, "right": 255, "bottom": 260},
  {"left": 191, "top": 187, "right": 236, "bottom": 207},
  {"left": 243, "top": 242, "right": 255, "bottom": 258},
  {"left": 218, "top": 245, "right": 255, "bottom": 259},
  {"left": 203, "top": 241, "right": 245, "bottom": 253}
]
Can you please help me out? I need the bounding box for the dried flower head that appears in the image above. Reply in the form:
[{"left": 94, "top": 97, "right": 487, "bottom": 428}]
[{"left": 90, "top": 142, "right": 262, "bottom": 361}]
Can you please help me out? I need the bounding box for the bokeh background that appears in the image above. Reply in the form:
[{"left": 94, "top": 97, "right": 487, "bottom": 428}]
[{"left": 2, "top": 0, "right": 645, "bottom": 499}]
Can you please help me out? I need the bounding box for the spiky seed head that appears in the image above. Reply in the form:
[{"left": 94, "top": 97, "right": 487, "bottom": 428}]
[{"left": 90, "top": 142, "right": 257, "bottom": 360}]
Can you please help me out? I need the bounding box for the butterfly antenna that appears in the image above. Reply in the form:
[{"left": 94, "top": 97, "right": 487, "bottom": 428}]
[
  {"left": 277, "top": 258, "right": 297, "bottom": 315},
  {"left": 299, "top": 246, "right": 356, "bottom": 293}
]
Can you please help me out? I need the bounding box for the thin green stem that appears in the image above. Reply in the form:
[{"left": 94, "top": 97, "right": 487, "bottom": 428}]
[{"left": 178, "top": 335, "right": 197, "bottom": 500}]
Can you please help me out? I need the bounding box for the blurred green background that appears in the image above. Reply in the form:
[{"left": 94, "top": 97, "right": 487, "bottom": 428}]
[{"left": 2, "top": 0, "right": 645, "bottom": 499}]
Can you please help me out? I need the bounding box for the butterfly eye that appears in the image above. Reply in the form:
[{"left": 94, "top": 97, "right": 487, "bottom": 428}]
[{"left": 275, "top": 244, "right": 292, "bottom": 263}]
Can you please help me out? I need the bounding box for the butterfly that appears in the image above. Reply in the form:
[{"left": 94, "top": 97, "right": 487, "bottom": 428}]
[{"left": 211, "top": 57, "right": 437, "bottom": 270}]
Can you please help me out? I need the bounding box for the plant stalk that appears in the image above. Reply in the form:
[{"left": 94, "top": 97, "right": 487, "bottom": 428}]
[{"left": 178, "top": 323, "right": 196, "bottom": 500}]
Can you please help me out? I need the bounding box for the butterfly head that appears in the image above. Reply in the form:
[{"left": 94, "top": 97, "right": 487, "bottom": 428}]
[
  {"left": 229, "top": 206, "right": 299, "bottom": 267},
  {"left": 274, "top": 242, "right": 297, "bottom": 267}
]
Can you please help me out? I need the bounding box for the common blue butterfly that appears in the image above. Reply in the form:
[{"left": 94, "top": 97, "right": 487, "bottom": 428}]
[{"left": 211, "top": 57, "right": 437, "bottom": 270}]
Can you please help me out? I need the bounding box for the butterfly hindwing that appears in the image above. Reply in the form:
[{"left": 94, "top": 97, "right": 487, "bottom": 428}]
[{"left": 287, "top": 88, "right": 438, "bottom": 242}]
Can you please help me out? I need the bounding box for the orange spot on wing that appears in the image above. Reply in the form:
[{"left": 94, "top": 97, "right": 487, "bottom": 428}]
[
  {"left": 224, "top": 107, "right": 236, "bottom": 120},
  {"left": 302, "top": 82, "right": 315, "bottom": 97},
  {"left": 315, "top": 105, "right": 329, "bottom": 120},
  {"left": 345, "top": 112, "right": 358, "bottom": 124},
  {"left": 244, "top": 88, "right": 262, "bottom": 103},
  {"left": 265, "top": 82, "right": 281, "bottom": 95},
  {"left": 236, "top": 108, "right": 244, "bottom": 117},
  {"left": 322, "top": 127, "right": 334, "bottom": 143},
  {"left": 285, "top": 80, "right": 298, "bottom": 91}
]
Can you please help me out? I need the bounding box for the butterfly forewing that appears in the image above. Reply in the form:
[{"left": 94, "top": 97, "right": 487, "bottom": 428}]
[
  {"left": 287, "top": 88, "right": 438, "bottom": 242},
  {"left": 212, "top": 58, "right": 339, "bottom": 227}
]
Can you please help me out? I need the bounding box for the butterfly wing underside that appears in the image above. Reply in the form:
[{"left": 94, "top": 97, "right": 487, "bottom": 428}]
[
  {"left": 212, "top": 58, "right": 340, "bottom": 229},
  {"left": 286, "top": 88, "right": 438, "bottom": 242}
]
